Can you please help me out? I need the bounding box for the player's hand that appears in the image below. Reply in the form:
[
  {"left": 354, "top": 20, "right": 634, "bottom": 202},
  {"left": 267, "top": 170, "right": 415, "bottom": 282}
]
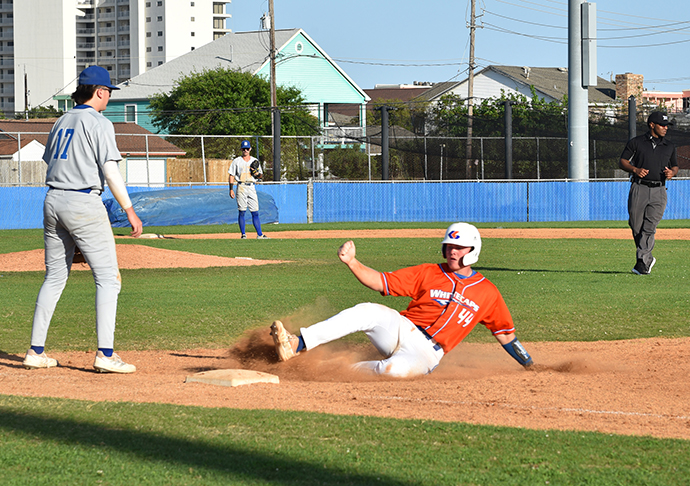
[
  {"left": 229, "top": 188, "right": 235, "bottom": 199},
  {"left": 125, "top": 207, "right": 143, "bottom": 238},
  {"left": 338, "top": 240, "right": 356, "bottom": 264},
  {"left": 663, "top": 166, "right": 674, "bottom": 180},
  {"left": 635, "top": 167, "right": 649, "bottom": 178}
]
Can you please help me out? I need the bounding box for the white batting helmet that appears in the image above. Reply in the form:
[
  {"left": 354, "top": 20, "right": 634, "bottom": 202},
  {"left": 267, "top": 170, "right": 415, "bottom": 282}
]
[{"left": 441, "top": 222, "right": 482, "bottom": 266}]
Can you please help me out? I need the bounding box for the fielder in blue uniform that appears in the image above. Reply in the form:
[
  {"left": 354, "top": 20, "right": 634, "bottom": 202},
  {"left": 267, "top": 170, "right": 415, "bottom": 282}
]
[{"left": 23, "top": 66, "right": 143, "bottom": 373}]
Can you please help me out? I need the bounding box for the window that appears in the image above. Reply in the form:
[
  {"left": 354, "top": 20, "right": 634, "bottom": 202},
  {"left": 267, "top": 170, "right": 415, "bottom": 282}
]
[
  {"left": 157, "top": 31, "right": 163, "bottom": 36},
  {"left": 157, "top": 1, "right": 162, "bottom": 5},
  {"left": 157, "top": 46, "right": 163, "bottom": 51},
  {"left": 191, "top": 2, "right": 195, "bottom": 6},
  {"left": 158, "top": 61, "right": 163, "bottom": 66},
  {"left": 191, "top": 32, "right": 195, "bottom": 36},
  {"left": 146, "top": 32, "right": 151, "bottom": 37},
  {"left": 125, "top": 105, "right": 136, "bottom": 123},
  {"left": 146, "top": 47, "right": 151, "bottom": 52},
  {"left": 190, "top": 17, "right": 195, "bottom": 22},
  {"left": 157, "top": 16, "right": 162, "bottom": 21},
  {"left": 146, "top": 62, "right": 152, "bottom": 67},
  {"left": 146, "top": 17, "right": 151, "bottom": 22},
  {"left": 146, "top": 2, "right": 151, "bottom": 6}
]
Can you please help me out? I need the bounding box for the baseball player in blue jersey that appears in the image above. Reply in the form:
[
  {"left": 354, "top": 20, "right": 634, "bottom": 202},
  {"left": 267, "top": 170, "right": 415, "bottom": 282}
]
[
  {"left": 23, "top": 66, "right": 143, "bottom": 373},
  {"left": 228, "top": 140, "right": 269, "bottom": 239}
]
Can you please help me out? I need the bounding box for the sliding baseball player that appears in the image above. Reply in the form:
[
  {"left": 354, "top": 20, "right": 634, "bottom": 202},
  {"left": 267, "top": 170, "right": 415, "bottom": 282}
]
[{"left": 271, "top": 223, "right": 533, "bottom": 377}]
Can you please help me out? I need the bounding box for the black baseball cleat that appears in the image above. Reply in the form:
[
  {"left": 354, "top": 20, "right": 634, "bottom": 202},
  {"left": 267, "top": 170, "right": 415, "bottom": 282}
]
[{"left": 632, "top": 263, "right": 645, "bottom": 275}]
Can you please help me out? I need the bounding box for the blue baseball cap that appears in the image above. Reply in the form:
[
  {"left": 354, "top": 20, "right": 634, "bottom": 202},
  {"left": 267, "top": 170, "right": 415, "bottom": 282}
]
[
  {"left": 241, "top": 140, "right": 251, "bottom": 149},
  {"left": 78, "top": 66, "right": 120, "bottom": 90}
]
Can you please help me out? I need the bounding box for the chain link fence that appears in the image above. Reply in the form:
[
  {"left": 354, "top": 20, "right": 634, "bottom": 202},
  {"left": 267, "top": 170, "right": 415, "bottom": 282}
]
[{"left": 2, "top": 132, "right": 688, "bottom": 186}]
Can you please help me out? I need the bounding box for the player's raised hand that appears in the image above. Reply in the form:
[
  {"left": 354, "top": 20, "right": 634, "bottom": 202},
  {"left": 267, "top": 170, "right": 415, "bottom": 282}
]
[{"left": 338, "top": 240, "right": 356, "bottom": 264}]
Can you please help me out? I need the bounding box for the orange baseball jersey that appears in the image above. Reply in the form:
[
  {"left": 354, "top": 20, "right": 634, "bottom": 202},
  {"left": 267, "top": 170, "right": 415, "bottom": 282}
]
[{"left": 380, "top": 263, "right": 514, "bottom": 353}]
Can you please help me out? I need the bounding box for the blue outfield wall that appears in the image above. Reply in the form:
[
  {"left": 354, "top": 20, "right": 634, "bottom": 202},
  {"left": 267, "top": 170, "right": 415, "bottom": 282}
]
[
  {"left": 313, "top": 182, "right": 529, "bottom": 223},
  {"left": 3, "top": 180, "right": 690, "bottom": 229}
]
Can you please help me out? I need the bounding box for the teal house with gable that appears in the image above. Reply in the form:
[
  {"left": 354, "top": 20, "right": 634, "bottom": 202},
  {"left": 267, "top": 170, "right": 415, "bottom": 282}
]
[{"left": 102, "top": 28, "right": 369, "bottom": 141}]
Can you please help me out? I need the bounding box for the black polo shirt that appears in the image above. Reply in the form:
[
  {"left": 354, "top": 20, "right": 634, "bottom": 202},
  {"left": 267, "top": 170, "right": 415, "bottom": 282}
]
[{"left": 620, "top": 131, "right": 678, "bottom": 182}]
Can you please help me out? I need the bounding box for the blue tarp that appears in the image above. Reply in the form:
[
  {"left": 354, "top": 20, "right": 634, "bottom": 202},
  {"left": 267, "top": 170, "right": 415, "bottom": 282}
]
[{"left": 104, "top": 187, "right": 279, "bottom": 227}]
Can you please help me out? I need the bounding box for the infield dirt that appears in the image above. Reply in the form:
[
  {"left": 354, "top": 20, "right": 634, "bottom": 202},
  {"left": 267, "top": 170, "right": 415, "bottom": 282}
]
[{"left": 1, "top": 228, "right": 689, "bottom": 441}]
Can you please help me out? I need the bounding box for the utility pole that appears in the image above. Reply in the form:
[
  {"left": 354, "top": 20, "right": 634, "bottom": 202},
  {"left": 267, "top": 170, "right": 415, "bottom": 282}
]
[
  {"left": 465, "top": 0, "right": 477, "bottom": 179},
  {"left": 268, "top": 0, "right": 280, "bottom": 181}
]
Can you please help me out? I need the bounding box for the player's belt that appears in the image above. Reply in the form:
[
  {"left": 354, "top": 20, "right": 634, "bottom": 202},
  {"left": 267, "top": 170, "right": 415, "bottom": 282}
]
[
  {"left": 415, "top": 326, "right": 443, "bottom": 352},
  {"left": 49, "top": 187, "right": 102, "bottom": 195},
  {"left": 633, "top": 178, "right": 664, "bottom": 187},
  {"left": 239, "top": 182, "right": 254, "bottom": 186}
]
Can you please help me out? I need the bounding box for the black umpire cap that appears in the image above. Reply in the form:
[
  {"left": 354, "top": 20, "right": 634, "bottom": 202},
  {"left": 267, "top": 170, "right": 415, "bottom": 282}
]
[{"left": 647, "top": 111, "right": 674, "bottom": 126}]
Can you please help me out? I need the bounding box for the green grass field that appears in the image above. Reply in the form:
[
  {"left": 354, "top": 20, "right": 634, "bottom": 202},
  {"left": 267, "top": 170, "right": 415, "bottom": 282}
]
[{"left": 1, "top": 221, "right": 689, "bottom": 485}]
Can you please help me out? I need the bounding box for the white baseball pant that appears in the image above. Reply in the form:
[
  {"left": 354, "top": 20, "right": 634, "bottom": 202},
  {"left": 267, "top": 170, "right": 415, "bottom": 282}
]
[{"left": 300, "top": 302, "right": 444, "bottom": 378}]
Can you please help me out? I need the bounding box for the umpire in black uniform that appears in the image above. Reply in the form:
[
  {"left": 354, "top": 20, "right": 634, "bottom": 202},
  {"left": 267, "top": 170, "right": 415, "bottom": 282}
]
[{"left": 619, "top": 111, "right": 678, "bottom": 275}]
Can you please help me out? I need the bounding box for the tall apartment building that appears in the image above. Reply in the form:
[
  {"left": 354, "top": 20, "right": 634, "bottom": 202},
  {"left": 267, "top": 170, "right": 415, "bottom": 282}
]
[{"left": 1, "top": 0, "right": 230, "bottom": 117}]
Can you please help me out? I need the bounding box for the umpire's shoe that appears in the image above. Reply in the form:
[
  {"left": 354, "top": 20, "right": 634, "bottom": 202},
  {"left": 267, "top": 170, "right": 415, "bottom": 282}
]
[
  {"left": 270, "top": 320, "right": 298, "bottom": 362},
  {"left": 632, "top": 257, "right": 656, "bottom": 275},
  {"left": 94, "top": 352, "right": 136, "bottom": 373},
  {"left": 23, "top": 349, "right": 58, "bottom": 369}
]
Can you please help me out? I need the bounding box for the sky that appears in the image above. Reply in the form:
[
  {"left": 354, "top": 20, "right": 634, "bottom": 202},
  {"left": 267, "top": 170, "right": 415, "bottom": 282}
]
[{"left": 228, "top": 0, "right": 690, "bottom": 93}]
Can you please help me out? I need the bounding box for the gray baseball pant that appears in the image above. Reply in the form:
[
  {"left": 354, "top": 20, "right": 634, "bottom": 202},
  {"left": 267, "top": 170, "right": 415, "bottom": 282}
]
[
  {"left": 31, "top": 189, "right": 121, "bottom": 349},
  {"left": 627, "top": 183, "right": 667, "bottom": 268}
]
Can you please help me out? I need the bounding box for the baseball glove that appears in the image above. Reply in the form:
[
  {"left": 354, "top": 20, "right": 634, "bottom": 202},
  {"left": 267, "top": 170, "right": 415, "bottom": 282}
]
[
  {"left": 249, "top": 159, "right": 262, "bottom": 180},
  {"left": 73, "top": 246, "right": 86, "bottom": 264}
]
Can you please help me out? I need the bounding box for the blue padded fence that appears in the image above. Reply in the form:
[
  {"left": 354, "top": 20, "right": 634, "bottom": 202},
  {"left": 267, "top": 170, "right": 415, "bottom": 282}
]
[
  {"left": 3, "top": 180, "right": 690, "bottom": 229},
  {"left": 312, "top": 181, "right": 529, "bottom": 223}
]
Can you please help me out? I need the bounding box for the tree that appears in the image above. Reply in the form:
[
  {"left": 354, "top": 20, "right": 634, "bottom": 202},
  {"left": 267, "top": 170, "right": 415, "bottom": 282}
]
[
  {"left": 149, "top": 68, "right": 319, "bottom": 157},
  {"left": 429, "top": 87, "right": 567, "bottom": 139},
  {"left": 15, "top": 106, "right": 63, "bottom": 120},
  {"left": 366, "top": 98, "right": 430, "bottom": 135}
]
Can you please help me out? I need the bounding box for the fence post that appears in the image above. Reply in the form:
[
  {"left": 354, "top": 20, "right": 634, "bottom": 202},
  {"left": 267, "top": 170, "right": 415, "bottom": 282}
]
[
  {"left": 273, "top": 109, "right": 281, "bottom": 181},
  {"left": 424, "top": 135, "right": 429, "bottom": 181},
  {"left": 310, "top": 136, "right": 315, "bottom": 179},
  {"left": 367, "top": 135, "right": 372, "bottom": 181},
  {"left": 536, "top": 137, "right": 540, "bottom": 180},
  {"left": 201, "top": 135, "right": 207, "bottom": 184},
  {"left": 145, "top": 134, "right": 150, "bottom": 187},
  {"left": 200, "top": 135, "right": 206, "bottom": 185},
  {"left": 480, "top": 137, "right": 484, "bottom": 180},
  {"left": 504, "top": 100, "right": 513, "bottom": 179},
  {"left": 628, "top": 96, "right": 637, "bottom": 141},
  {"left": 17, "top": 132, "right": 21, "bottom": 184},
  {"left": 440, "top": 143, "right": 444, "bottom": 181},
  {"left": 380, "top": 105, "right": 389, "bottom": 180},
  {"left": 307, "top": 178, "right": 314, "bottom": 223}
]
